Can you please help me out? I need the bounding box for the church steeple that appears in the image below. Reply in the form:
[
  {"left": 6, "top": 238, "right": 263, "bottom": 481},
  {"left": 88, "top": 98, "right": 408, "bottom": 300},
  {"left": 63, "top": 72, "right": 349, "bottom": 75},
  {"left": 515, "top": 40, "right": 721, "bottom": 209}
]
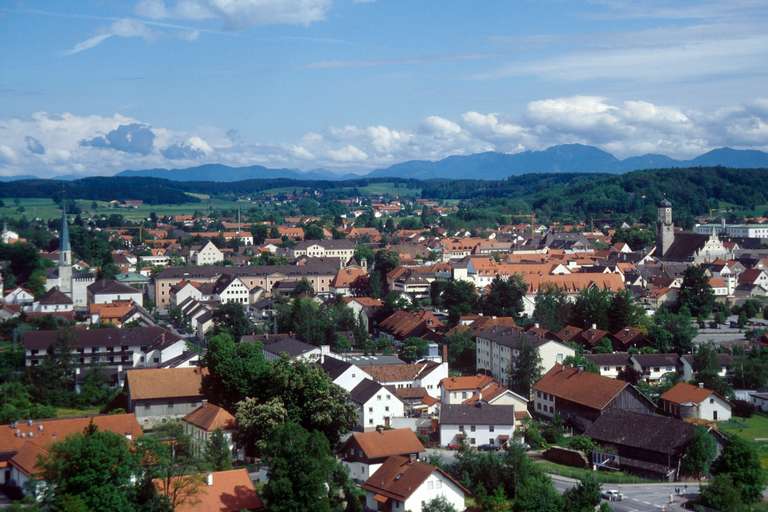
[
  {"left": 656, "top": 198, "right": 674, "bottom": 259},
  {"left": 59, "top": 212, "right": 72, "bottom": 266}
]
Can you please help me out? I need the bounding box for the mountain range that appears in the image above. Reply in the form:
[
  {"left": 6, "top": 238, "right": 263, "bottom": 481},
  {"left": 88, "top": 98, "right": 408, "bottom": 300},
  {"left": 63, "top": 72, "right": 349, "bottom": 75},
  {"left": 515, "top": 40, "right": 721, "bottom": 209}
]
[{"left": 55, "top": 144, "right": 768, "bottom": 182}]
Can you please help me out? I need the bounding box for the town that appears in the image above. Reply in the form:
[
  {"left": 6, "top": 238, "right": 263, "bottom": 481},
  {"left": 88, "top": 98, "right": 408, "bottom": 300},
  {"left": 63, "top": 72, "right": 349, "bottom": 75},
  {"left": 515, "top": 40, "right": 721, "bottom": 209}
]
[{"left": 0, "top": 184, "right": 766, "bottom": 512}]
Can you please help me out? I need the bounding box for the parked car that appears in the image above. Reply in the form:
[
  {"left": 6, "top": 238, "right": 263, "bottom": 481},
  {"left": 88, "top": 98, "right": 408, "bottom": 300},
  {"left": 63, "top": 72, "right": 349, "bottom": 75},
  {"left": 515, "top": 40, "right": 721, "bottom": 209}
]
[
  {"left": 601, "top": 489, "right": 624, "bottom": 502},
  {"left": 477, "top": 444, "right": 500, "bottom": 452}
]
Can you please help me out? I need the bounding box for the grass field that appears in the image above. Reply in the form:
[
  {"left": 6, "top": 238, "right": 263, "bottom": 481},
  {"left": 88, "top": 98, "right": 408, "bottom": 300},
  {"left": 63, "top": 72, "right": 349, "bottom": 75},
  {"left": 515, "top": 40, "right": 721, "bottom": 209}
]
[
  {"left": 0, "top": 197, "right": 250, "bottom": 221},
  {"left": 720, "top": 413, "right": 768, "bottom": 468},
  {"left": 534, "top": 460, "right": 656, "bottom": 484},
  {"left": 359, "top": 182, "right": 422, "bottom": 197},
  {"left": 55, "top": 406, "right": 102, "bottom": 418}
]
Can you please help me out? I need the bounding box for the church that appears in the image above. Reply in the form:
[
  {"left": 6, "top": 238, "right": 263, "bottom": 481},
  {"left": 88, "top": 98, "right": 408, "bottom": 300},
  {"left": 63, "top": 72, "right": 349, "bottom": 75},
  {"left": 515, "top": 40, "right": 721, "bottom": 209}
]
[
  {"left": 655, "top": 199, "right": 730, "bottom": 264},
  {"left": 44, "top": 213, "right": 95, "bottom": 308}
]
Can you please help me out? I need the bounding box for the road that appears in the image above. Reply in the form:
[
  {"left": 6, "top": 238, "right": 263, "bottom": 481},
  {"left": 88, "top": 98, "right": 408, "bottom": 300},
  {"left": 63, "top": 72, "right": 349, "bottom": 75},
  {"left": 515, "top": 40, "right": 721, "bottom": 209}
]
[{"left": 425, "top": 449, "right": 698, "bottom": 512}]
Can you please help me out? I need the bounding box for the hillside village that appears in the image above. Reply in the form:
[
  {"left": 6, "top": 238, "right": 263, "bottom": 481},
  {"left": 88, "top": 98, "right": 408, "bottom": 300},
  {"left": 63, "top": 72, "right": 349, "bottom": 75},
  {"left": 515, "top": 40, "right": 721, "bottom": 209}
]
[{"left": 0, "top": 190, "right": 767, "bottom": 512}]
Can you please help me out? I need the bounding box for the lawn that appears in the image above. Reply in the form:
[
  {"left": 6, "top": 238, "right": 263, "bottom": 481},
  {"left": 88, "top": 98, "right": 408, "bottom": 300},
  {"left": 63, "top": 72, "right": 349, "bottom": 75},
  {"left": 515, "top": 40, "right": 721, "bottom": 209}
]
[
  {"left": 719, "top": 413, "right": 768, "bottom": 468},
  {"left": 534, "top": 460, "right": 656, "bottom": 484},
  {"left": 55, "top": 406, "right": 102, "bottom": 418},
  {"left": 359, "top": 182, "right": 422, "bottom": 197}
]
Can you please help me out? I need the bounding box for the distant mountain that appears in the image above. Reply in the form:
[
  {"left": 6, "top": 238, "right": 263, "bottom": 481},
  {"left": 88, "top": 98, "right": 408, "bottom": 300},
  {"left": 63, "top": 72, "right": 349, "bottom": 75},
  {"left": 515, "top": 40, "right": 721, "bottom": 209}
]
[
  {"left": 117, "top": 164, "right": 357, "bottom": 182},
  {"left": 368, "top": 145, "right": 768, "bottom": 180},
  {"left": 0, "top": 174, "right": 38, "bottom": 182}
]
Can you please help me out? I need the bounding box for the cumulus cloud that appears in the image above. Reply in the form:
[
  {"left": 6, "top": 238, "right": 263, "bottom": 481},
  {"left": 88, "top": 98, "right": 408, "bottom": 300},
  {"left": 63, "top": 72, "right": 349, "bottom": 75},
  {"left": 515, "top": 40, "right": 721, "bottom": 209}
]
[
  {"left": 161, "top": 136, "right": 213, "bottom": 159},
  {"left": 135, "top": 0, "right": 332, "bottom": 28},
  {"left": 81, "top": 123, "right": 156, "bottom": 155},
  {"left": 2, "top": 96, "right": 768, "bottom": 177}
]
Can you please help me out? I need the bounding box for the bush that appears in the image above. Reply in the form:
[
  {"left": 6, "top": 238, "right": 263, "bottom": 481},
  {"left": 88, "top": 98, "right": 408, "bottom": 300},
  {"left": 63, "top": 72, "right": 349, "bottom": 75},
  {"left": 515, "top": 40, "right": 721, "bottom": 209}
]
[
  {"left": 564, "top": 435, "right": 597, "bottom": 454},
  {"left": 732, "top": 400, "right": 755, "bottom": 418},
  {"left": 524, "top": 423, "right": 547, "bottom": 449}
]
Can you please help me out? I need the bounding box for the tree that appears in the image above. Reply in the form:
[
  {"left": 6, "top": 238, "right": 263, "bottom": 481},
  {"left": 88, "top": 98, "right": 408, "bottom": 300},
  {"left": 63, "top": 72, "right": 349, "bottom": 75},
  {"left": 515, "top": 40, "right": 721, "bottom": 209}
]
[
  {"left": 0, "top": 382, "right": 56, "bottom": 423},
  {"left": 700, "top": 474, "right": 748, "bottom": 512},
  {"left": 204, "top": 429, "right": 232, "bottom": 471},
  {"left": 571, "top": 287, "right": 612, "bottom": 330},
  {"left": 262, "top": 422, "right": 342, "bottom": 512},
  {"left": 512, "top": 473, "right": 562, "bottom": 512},
  {"left": 40, "top": 424, "right": 140, "bottom": 512},
  {"left": 401, "top": 337, "right": 429, "bottom": 363},
  {"left": 27, "top": 328, "right": 76, "bottom": 406},
  {"left": 481, "top": 275, "right": 527, "bottom": 318},
  {"left": 422, "top": 496, "right": 458, "bottom": 512},
  {"left": 532, "top": 286, "right": 571, "bottom": 332},
  {"left": 648, "top": 307, "right": 697, "bottom": 354},
  {"left": 562, "top": 475, "right": 601, "bottom": 512},
  {"left": 202, "top": 332, "right": 269, "bottom": 410},
  {"left": 212, "top": 302, "right": 254, "bottom": 340},
  {"left": 431, "top": 280, "right": 478, "bottom": 324},
  {"left": 678, "top": 265, "right": 715, "bottom": 318},
  {"left": 372, "top": 249, "right": 399, "bottom": 295},
  {"left": 508, "top": 339, "right": 541, "bottom": 398},
  {"left": 445, "top": 330, "right": 476, "bottom": 374},
  {"left": 291, "top": 278, "right": 315, "bottom": 298},
  {"left": 562, "top": 354, "right": 598, "bottom": 373},
  {"left": 680, "top": 426, "right": 717, "bottom": 478},
  {"left": 303, "top": 223, "right": 325, "bottom": 240},
  {"left": 606, "top": 290, "right": 643, "bottom": 332},
  {"left": 711, "top": 435, "right": 767, "bottom": 505},
  {"left": 235, "top": 397, "right": 288, "bottom": 457}
]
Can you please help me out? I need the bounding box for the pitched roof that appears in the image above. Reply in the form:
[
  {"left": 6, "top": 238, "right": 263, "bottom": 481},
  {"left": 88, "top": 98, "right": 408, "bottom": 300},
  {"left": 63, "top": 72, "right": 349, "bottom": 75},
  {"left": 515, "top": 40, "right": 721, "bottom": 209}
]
[
  {"left": 37, "top": 287, "right": 73, "bottom": 305},
  {"left": 87, "top": 279, "right": 140, "bottom": 295},
  {"left": 631, "top": 353, "right": 680, "bottom": 368},
  {"left": 22, "top": 326, "right": 180, "bottom": 351},
  {"left": 154, "top": 468, "right": 264, "bottom": 511},
  {"left": 440, "top": 402, "right": 516, "bottom": 425},
  {"left": 440, "top": 375, "right": 495, "bottom": 391},
  {"left": 362, "top": 361, "right": 440, "bottom": 384},
  {"left": 262, "top": 337, "right": 318, "bottom": 358},
  {"left": 332, "top": 266, "right": 367, "bottom": 288},
  {"left": 378, "top": 310, "right": 443, "bottom": 340},
  {"left": 183, "top": 403, "right": 236, "bottom": 432},
  {"left": 362, "top": 456, "right": 466, "bottom": 502},
  {"left": 126, "top": 367, "right": 206, "bottom": 401},
  {"left": 349, "top": 378, "right": 385, "bottom": 405},
  {"left": 320, "top": 356, "right": 354, "bottom": 380},
  {"left": 584, "top": 409, "right": 696, "bottom": 455},
  {"left": 533, "top": 364, "right": 629, "bottom": 411},
  {"left": 585, "top": 353, "right": 631, "bottom": 367},
  {"left": 660, "top": 382, "right": 716, "bottom": 405},
  {"left": 347, "top": 428, "right": 425, "bottom": 459}
]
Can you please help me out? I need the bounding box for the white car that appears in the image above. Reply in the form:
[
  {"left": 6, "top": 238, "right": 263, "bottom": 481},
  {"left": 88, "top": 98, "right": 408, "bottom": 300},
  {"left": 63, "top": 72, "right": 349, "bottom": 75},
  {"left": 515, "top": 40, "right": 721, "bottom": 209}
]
[{"left": 601, "top": 489, "right": 624, "bottom": 502}]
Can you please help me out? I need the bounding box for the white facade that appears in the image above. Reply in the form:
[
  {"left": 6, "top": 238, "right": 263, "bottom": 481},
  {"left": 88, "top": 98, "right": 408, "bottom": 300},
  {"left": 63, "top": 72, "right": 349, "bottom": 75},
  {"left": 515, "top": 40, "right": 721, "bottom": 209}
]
[
  {"left": 216, "top": 277, "right": 250, "bottom": 304},
  {"left": 533, "top": 389, "right": 556, "bottom": 418},
  {"left": 192, "top": 241, "right": 224, "bottom": 266},
  {"left": 364, "top": 471, "right": 466, "bottom": 512},
  {"left": 439, "top": 422, "right": 514, "bottom": 448},
  {"left": 90, "top": 289, "right": 144, "bottom": 307},
  {"left": 694, "top": 223, "right": 768, "bottom": 239},
  {"left": 356, "top": 388, "right": 405, "bottom": 431},
  {"left": 696, "top": 395, "right": 732, "bottom": 422},
  {"left": 476, "top": 337, "right": 574, "bottom": 387},
  {"left": 332, "top": 363, "right": 371, "bottom": 393},
  {"left": 3, "top": 287, "right": 34, "bottom": 305}
]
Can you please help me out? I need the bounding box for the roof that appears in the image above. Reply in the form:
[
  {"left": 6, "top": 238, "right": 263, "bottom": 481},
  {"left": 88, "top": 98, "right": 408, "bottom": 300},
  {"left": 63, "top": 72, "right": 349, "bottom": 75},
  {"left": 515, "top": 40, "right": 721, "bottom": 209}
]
[
  {"left": 533, "top": 364, "right": 629, "bottom": 411},
  {"left": 154, "top": 468, "right": 264, "bottom": 511},
  {"left": 362, "top": 456, "right": 467, "bottom": 502},
  {"left": 0, "top": 413, "right": 142, "bottom": 469},
  {"left": 347, "top": 428, "right": 425, "bottom": 459},
  {"left": 362, "top": 361, "right": 441, "bottom": 384},
  {"left": 183, "top": 403, "right": 235, "bottom": 432},
  {"left": 440, "top": 375, "right": 495, "bottom": 391},
  {"left": 349, "top": 378, "right": 385, "bottom": 405},
  {"left": 87, "top": 279, "right": 140, "bottom": 295},
  {"left": 631, "top": 353, "right": 680, "bottom": 368},
  {"left": 126, "top": 367, "right": 206, "bottom": 401},
  {"left": 585, "top": 353, "right": 631, "bottom": 366},
  {"left": 262, "top": 337, "right": 318, "bottom": 358},
  {"left": 585, "top": 409, "right": 695, "bottom": 456},
  {"left": 320, "top": 356, "right": 354, "bottom": 380},
  {"left": 440, "top": 402, "right": 516, "bottom": 426},
  {"left": 37, "top": 287, "right": 73, "bottom": 305},
  {"left": 22, "top": 326, "right": 180, "bottom": 351},
  {"left": 10, "top": 441, "right": 48, "bottom": 476},
  {"left": 378, "top": 310, "right": 443, "bottom": 340},
  {"left": 663, "top": 232, "right": 711, "bottom": 261},
  {"left": 660, "top": 382, "right": 716, "bottom": 405},
  {"left": 332, "top": 267, "right": 367, "bottom": 288}
]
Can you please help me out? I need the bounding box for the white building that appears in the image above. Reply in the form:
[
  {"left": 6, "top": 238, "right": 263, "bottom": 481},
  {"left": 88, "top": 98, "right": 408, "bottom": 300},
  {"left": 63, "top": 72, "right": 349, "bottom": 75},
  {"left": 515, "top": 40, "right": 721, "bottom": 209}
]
[
  {"left": 694, "top": 223, "right": 768, "bottom": 239},
  {"left": 341, "top": 427, "right": 425, "bottom": 483},
  {"left": 320, "top": 356, "right": 371, "bottom": 392},
  {"left": 182, "top": 403, "right": 237, "bottom": 458},
  {"left": 660, "top": 382, "right": 732, "bottom": 422},
  {"left": 439, "top": 402, "right": 516, "bottom": 448},
  {"left": 475, "top": 328, "right": 575, "bottom": 387},
  {"left": 349, "top": 378, "right": 405, "bottom": 431},
  {"left": 87, "top": 279, "right": 144, "bottom": 307},
  {"left": 3, "top": 287, "right": 34, "bottom": 305},
  {"left": 289, "top": 239, "right": 356, "bottom": 262},
  {"left": 362, "top": 361, "right": 448, "bottom": 399},
  {"left": 362, "top": 456, "right": 468, "bottom": 512},
  {"left": 190, "top": 241, "right": 224, "bottom": 266}
]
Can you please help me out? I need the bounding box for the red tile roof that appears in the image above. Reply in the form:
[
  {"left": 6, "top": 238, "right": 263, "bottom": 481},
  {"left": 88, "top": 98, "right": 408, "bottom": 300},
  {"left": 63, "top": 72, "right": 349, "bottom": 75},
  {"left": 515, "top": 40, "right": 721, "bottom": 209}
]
[
  {"left": 533, "top": 364, "right": 628, "bottom": 411},
  {"left": 154, "top": 468, "right": 264, "bottom": 511},
  {"left": 660, "top": 382, "right": 715, "bottom": 405}
]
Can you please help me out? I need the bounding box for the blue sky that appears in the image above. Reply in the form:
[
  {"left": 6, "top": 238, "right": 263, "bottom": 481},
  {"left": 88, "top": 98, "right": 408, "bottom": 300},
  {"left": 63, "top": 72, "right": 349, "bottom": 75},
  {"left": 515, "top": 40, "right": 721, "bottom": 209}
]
[{"left": 1, "top": 0, "right": 767, "bottom": 177}]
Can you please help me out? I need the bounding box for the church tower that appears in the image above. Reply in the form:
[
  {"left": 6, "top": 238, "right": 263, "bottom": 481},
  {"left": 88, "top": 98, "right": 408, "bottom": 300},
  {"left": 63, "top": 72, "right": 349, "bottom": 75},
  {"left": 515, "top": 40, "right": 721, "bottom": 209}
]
[
  {"left": 656, "top": 198, "right": 674, "bottom": 259},
  {"left": 58, "top": 212, "right": 73, "bottom": 297}
]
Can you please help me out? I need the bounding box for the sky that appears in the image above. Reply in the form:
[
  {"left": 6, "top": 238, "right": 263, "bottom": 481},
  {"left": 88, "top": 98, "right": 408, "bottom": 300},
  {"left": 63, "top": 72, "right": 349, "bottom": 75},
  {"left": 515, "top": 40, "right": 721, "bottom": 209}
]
[{"left": 1, "top": 0, "right": 768, "bottom": 177}]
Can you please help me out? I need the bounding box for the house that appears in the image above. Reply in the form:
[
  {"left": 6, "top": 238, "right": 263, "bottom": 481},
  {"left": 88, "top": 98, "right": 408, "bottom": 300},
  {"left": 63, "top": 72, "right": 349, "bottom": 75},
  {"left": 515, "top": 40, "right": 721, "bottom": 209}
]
[
  {"left": 22, "top": 287, "right": 74, "bottom": 319},
  {"left": 289, "top": 239, "right": 356, "bottom": 262},
  {"left": 342, "top": 296, "right": 383, "bottom": 332},
  {"left": 88, "top": 300, "right": 155, "bottom": 327},
  {"left": 3, "top": 286, "right": 34, "bottom": 305},
  {"left": 0, "top": 413, "right": 143, "bottom": 495},
  {"left": 660, "top": 382, "right": 732, "bottom": 422},
  {"left": 261, "top": 337, "right": 326, "bottom": 362},
  {"left": 392, "top": 387, "right": 440, "bottom": 417},
  {"left": 610, "top": 327, "right": 651, "bottom": 351},
  {"left": 630, "top": 353, "right": 680, "bottom": 383},
  {"left": 211, "top": 274, "right": 251, "bottom": 305},
  {"left": 125, "top": 367, "right": 207, "bottom": 427},
  {"left": 182, "top": 402, "right": 237, "bottom": 457},
  {"left": 533, "top": 364, "right": 655, "bottom": 431},
  {"left": 341, "top": 427, "right": 425, "bottom": 482},
  {"left": 681, "top": 353, "right": 732, "bottom": 381},
  {"left": 378, "top": 309, "right": 444, "bottom": 341},
  {"left": 87, "top": 279, "right": 144, "bottom": 307},
  {"left": 475, "top": 327, "right": 575, "bottom": 388},
  {"left": 361, "top": 361, "right": 448, "bottom": 399},
  {"left": 585, "top": 353, "right": 630, "bottom": 379},
  {"left": 154, "top": 468, "right": 264, "bottom": 511},
  {"left": 190, "top": 241, "right": 225, "bottom": 266},
  {"left": 574, "top": 324, "right": 610, "bottom": 349},
  {"left": 362, "top": 456, "right": 468, "bottom": 512},
  {"left": 439, "top": 375, "right": 495, "bottom": 404},
  {"left": 320, "top": 356, "right": 370, "bottom": 392},
  {"left": 349, "top": 378, "right": 405, "bottom": 431},
  {"left": 331, "top": 266, "right": 367, "bottom": 296},
  {"left": 439, "top": 402, "right": 516, "bottom": 449},
  {"left": 584, "top": 409, "right": 699, "bottom": 480}
]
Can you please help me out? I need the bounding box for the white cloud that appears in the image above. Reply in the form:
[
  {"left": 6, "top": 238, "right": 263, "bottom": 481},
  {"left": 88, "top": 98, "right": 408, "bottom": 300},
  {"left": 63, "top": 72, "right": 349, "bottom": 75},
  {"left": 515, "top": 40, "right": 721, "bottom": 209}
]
[
  {"left": 1, "top": 96, "right": 768, "bottom": 177},
  {"left": 66, "top": 18, "right": 156, "bottom": 55},
  {"left": 136, "top": 0, "right": 332, "bottom": 28}
]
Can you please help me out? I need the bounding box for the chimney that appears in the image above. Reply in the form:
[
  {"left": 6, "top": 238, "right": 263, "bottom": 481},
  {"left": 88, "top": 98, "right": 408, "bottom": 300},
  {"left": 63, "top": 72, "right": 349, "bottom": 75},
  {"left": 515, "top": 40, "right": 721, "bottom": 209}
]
[
  {"left": 38, "top": 424, "right": 44, "bottom": 432},
  {"left": 698, "top": 382, "right": 704, "bottom": 389},
  {"left": 207, "top": 473, "right": 214, "bottom": 486},
  {"left": 591, "top": 323, "right": 597, "bottom": 330},
  {"left": 376, "top": 425, "right": 384, "bottom": 434},
  {"left": 534, "top": 323, "right": 540, "bottom": 329},
  {"left": 442, "top": 344, "right": 448, "bottom": 364}
]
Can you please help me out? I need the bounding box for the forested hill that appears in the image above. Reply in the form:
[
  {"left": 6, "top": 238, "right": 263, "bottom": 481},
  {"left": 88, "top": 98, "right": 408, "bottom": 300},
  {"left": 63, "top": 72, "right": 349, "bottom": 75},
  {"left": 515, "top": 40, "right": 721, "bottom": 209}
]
[{"left": 0, "top": 168, "right": 766, "bottom": 222}]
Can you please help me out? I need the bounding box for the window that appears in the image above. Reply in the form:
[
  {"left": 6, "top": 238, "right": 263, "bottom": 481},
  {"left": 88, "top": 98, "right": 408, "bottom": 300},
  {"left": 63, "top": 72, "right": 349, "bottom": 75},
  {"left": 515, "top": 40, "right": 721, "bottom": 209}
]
[
  {"left": 377, "top": 395, "right": 381, "bottom": 400},
  {"left": 603, "top": 367, "right": 609, "bottom": 371},
  {"left": 368, "top": 407, "right": 373, "bottom": 412},
  {"left": 489, "top": 425, "right": 495, "bottom": 432},
  {"left": 470, "top": 438, "right": 476, "bottom": 445},
  {"left": 710, "top": 398, "right": 715, "bottom": 404},
  {"left": 385, "top": 406, "right": 389, "bottom": 412},
  {"left": 470, "top": 425, "right": 476, "bottom": 432},
  {"left": 459, "top": 425, "right": 464, "bottom": 432}
]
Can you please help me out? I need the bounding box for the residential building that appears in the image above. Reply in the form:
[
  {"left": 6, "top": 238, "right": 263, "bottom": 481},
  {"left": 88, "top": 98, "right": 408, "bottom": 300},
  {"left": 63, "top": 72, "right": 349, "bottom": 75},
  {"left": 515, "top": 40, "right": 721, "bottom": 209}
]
[
  {"left": 349, "top": 378, "right": 405, "bottom": 431},
  {"left": 320, "top": 356, "right": 371, "bottom": 392},
  {"left": 533, "top": 364, "right": 655, "bottom": 431},
  {"left": 87, "top": 279, "right": 144, "bottom": 307},
  {"left": 22, "top": 287, "right": 74, "bottom": 319},
  {"left": 378, "top": 310, "right": 444, "bottom": 341},
  {"left": 154, "top": 469, "right": 264, "bottom": 511},
  {"left": 439, "top": 375, "right": 495, "bottom": 405},
  {"left": 362, "top": 456, "right": 468, "bottom": 512},
  {"left": 475, "top": 327, "right": 575, "bottom": 388},
  {"left": 585, "top": 353, "right": 630, "bottom": 379},
  {"left": 190, "top": 241, "right": 225, "bottom": 266},
  {"left": 125, "top": 367, "right": 207, "bottom": 427},
  {"left": 341, "top": 427, "right": 425, "bottom": 482},
  {"left": 630, "top": 353, "right": 680, "bottom": 383},
  {"left": 182, "top": 402, "right": 237, "bottom": 457},
  {"left": 260, "top": 337, "right": 326, "bottom": 362},
  {"left": 660, "top": 382, "right": 732, "bottom": 422},
  {"left": 439, "top": 402, "right": 516, "bottom": 448},
  {"left": 361, "top": 361, "right": 448, "bottom": 399},
  {"left": 289, "top": 239, "right": 356, "bottom": 262}
]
